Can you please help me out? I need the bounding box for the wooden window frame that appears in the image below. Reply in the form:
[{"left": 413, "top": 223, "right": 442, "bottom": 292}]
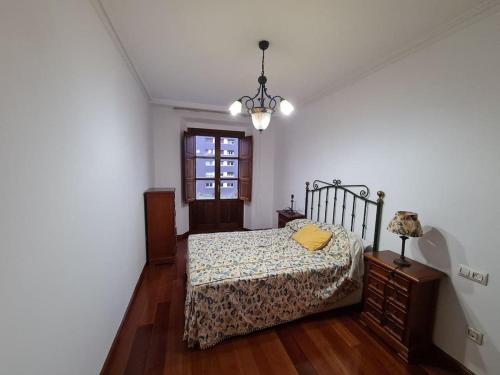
[{"left": 187, "top": 128, "right": 246, "bottom": 202}]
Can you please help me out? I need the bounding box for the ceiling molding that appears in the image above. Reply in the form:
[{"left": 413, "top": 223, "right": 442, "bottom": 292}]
[
  {"left": 89, "top": 0, "right": 152, "bottom": 100},
  {"left": 301, "top": 0, "right": 500, "bottom": 106},
  {"left": 182, "top": 117, "right": 250, "bottom": 128},
  {"left": 150, "top": 98, "right": 230, "bottom": 113}
]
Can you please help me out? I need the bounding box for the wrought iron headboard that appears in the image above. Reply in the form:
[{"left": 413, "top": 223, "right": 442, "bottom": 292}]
[{"left": 304, "top": 179, "right": 385, "bottom": 251}]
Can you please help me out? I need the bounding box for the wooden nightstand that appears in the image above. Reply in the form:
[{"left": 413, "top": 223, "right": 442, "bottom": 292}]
[
  {"left": 276, "top": 210, "right": 305, "bottom": 228},
  {"left": 360, "top": 250, "right": 445, "bottom": 363}
]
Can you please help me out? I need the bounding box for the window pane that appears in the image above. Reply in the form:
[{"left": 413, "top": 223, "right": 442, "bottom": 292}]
[
  {"left": 195, "top": 136, "right": 215, "bottom": 156},
  {"left": 196, "top": 158, "right": 215, "bottom": 178},
  {"left": 220, "top": 159, "right": 238, "bottom": 178},
  {"left": 220, "top": 179, "right": 238, "bottom": 200},
  {"left": 221, "top": 137, "right": 239, "bottom": 157},
  {"left": 196, "top": 180, "right": 215, "bottom": 200}
]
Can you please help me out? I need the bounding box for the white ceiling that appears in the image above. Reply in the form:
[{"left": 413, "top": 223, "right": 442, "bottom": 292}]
[{"left": 100, "top": 0, "right": 495, "bottom": 110}]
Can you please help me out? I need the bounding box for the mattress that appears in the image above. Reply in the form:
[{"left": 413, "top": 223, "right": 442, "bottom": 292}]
[{"left": 183, "top": 219, "right": 364, "bottom": 349}]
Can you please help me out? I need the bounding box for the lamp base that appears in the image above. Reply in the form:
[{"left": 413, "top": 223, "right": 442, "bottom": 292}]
[{"left": 393, "top": 256, "right": 411, "bottom": 267}]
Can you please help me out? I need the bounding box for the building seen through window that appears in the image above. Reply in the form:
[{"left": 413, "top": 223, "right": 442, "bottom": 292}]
[{"left": 194, "top": 136, "right": 239, "bottom": 199}]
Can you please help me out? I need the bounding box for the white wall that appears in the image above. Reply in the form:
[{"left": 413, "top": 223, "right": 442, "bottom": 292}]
[
  {"left": 0, "top": 1, "right": 152, "bottom": 374},
  {"left": 274, "top": 11, "right": 500, "bottom": 375},
  {"left": 151, "top": 106, "right": 275, "bottom": 233}
]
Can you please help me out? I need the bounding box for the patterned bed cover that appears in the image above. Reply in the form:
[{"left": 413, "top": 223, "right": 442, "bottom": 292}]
[{"left": 183, "top": 219, "right": 364, "bottom": 349}]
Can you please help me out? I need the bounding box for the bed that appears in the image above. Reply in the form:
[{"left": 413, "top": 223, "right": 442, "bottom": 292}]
[{"left": 184, "top": 179, "right": 385, "bottom": 349}]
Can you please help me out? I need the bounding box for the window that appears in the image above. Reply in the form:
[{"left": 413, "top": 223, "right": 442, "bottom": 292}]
[
  {"left": 222, "top": 138, "right": 235, "bottom": 145},
  {"left": 193, "top": 135, "right": 239, "bottom": 200},
  {"left": 220, "top": 180, "right": 238, "bottom": 199},
  {"left": 195, "top": 180, "right": 215, "bottom": 200},
  {"left": 183, "top": 131, "right": 252, "bottom": 202}
]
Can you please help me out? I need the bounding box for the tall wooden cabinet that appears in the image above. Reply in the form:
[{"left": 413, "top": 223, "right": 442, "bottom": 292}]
[{"left": 144, "top": 188, "right": 177, "bottom": 264}]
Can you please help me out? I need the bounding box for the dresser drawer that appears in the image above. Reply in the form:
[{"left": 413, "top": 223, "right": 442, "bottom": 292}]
[
  {"left": 370, "top": 262, "right": 390, "bottom": 280},
  {"left": 365, "top": 300, "right": 384, "bottom": 325},
  {"left": 367, "top": 272, "right": 386, "bottom": 295},
  {"left": 366, "top": 286, "right": 384, "bottom": 310},
  {"left": 386, "top": 283, "right": 409, "bottom": 309},
  {"left": 384, "top": 316, "right": 405, "bottom": 341},
  {"left": 386, "top": 301, "right": 407, "bottom": 326},
  {"left": 390, "top": 274, "right": 411, "bottom": 293}
]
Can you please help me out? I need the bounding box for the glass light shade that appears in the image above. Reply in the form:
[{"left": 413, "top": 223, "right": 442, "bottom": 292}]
[
  {"left": 229, "top": 100, "right": 242, "bottom": 116},
  {"left": 249, "top": 108, "right": 273, "bottom": 131},
  {"left": 280, "top": 99, "right": 294, "bottom": 115}
]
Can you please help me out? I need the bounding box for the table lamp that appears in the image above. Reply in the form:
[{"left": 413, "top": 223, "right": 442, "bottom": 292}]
[{"left": 387, "top": 211, "right": 423, "bottom": 267}]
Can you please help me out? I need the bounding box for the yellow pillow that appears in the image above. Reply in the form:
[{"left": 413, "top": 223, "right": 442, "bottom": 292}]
[{"left": 292, "top": 224, "right": 333, "bottom": 251}]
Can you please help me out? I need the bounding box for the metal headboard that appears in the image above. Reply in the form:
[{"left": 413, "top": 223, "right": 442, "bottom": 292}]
[{"left": 304, "top": 179, "right": 385, "bottom": 251}]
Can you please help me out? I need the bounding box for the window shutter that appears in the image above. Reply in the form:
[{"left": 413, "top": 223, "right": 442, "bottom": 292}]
[
  {"left": 183, "top": 132, "right": 196, "bottom": 202},
  {"left": 238, "top": 136, "right": 253, "bottom": 201}
]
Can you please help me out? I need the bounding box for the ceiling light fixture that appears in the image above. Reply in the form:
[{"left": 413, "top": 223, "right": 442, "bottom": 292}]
[{"left": 229, "top": 40, "right": 294, "bottom": 131}]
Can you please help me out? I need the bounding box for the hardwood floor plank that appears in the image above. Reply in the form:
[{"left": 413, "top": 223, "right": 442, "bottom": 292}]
[
  {"left": 164, "top": 279, "right": 190, "bottom": 375},
  {"left": 144, "top": 302, "right": 170, "bottom": 375},
  {"left": 329, "top": 317, "right": 360, "bottom": 348},
  {"left": 315, "top": 318, "right": 387, "bottom": 375},
  {"left": 277, "top": 325, "right": 318, "bottom": 375},
  {"left": 232, "top": 337, "right": 261, "bottom": 375},
  {"left": 124, "top": 325, "right": 153, "bottom": 375},
  {"left": 288, "top": 324, "right": 339, "bottom": 375}
]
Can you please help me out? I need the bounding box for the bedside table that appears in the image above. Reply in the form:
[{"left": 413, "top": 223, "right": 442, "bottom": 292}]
[
  {"left": 360, "top": 250, "right": 445, "bottom": 363},
  {"left": 276, "top": 210, "right": 305, "bottom": 228}
]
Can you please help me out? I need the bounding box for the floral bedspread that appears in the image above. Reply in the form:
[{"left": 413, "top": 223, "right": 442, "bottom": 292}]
[{"left": 183, "top": 219, "right": 364, "bottom": 349}]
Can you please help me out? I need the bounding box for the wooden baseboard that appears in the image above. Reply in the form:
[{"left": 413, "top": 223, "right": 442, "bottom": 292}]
[
  {"left": 100, "top": 263, "right": 146, "bottom": 374},
  {"left": 430, "top": 345, "right": 475, "bottom": 375}
]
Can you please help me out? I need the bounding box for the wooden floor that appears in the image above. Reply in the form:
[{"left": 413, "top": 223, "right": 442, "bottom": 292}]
[{"left": 102, "top": 239, "right": 460, "bottom": 375}]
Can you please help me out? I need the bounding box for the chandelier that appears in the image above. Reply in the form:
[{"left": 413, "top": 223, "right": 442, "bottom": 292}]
[{"left": 229, "top": 40, "right": 294, "bottom": 131}]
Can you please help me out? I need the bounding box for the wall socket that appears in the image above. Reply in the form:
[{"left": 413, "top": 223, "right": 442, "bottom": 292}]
[
  {"left": 467, "top": 327, "right": 484, "bottom": 345},
  {"left": 458, "top": 264, "right": 488, "bottom": 286}
]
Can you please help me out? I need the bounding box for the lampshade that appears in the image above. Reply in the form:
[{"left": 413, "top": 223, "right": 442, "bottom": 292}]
[
  {"left": 280, "top": 99, "right": 294, "bottom": 115},
  {"left": 249, "top": 108, "right": 272, "bottom": 131},
  {"left": 387, "top": 211, "right": 423, "bottom": 237}
]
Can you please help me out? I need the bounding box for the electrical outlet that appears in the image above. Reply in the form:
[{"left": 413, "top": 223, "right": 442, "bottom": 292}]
[
  {"left": 467, "top": 327, "right": 484, "bottom": 345},
  {"left": 471, "top": 271, "right": 487, "bottom": 285},
  {"left": 459, "top": 265, "right": 470, "bottom": 278},
  {"left": 458, "top": 265, "right": 488, "bottom": 286}
]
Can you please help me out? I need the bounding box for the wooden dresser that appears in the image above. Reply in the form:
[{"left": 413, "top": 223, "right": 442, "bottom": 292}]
[
  {"left": 144, "top": 188, "right": 176, "bottom": 264},
  {"left": 360, "top": 251, "right": 445, "bottom": 363},
  {"left": 276, "top": 210, "right": 305, "bottom": 228}
]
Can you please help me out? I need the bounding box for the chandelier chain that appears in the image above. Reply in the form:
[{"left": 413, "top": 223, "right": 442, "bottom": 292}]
[{"left": 261, "top": 49, "right": 265, "bottom": 76}]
